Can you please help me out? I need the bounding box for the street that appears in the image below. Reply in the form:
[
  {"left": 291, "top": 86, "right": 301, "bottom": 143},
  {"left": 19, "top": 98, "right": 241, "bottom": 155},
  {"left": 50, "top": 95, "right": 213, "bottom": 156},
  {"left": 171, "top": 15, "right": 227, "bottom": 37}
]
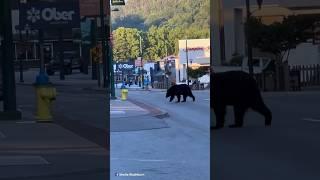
[
  {"left": 212, "top": 91, "right": 320, "bottom": 180},
  {"left": 111, "top": 89, "right": 210, "bottom": 180}
]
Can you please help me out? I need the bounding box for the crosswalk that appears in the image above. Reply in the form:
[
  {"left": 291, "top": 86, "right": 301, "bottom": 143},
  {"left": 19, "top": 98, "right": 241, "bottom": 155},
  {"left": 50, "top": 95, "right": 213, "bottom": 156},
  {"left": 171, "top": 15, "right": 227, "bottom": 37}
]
[{"left": 110, "top": 105, "right": 147, "bottom": 115}]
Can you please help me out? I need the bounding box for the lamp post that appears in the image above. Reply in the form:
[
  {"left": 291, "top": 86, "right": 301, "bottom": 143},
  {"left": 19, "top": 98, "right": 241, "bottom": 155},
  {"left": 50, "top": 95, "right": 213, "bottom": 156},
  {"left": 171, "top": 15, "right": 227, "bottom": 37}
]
[
  {"left": 109, "top": 7, "right": 118, "bottom": 99},
  {"left": 137, "top": 33, "right": 144, "bottom": 89}
]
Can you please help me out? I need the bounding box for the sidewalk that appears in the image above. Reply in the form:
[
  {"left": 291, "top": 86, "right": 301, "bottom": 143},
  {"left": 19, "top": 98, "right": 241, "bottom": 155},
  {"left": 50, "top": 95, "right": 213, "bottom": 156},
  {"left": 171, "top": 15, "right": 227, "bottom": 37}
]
[
  {"left": 0, "top": 71, "right": 109, "bottom": 179},
  {"left": 0, "top": 121, "right": 108, "bottom": 180},
  {"left": 0, "top": 69, "right": 163, "bottom": 179}
]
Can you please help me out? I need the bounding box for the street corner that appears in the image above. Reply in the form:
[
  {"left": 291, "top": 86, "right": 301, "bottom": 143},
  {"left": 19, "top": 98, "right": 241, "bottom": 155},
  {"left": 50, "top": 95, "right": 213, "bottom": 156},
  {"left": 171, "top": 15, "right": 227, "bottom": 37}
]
[
  {"left": 110, "top": 98, "right": 170, "bottom": 132},
  {"left": 0, "top": 121, "right": 103, "bottom": 152},
  {"left": 126, "top": 98, "right": 169, "bottom": 118},
  {"left": 111, "top": 98, "right": 149, "bottom": 118}
]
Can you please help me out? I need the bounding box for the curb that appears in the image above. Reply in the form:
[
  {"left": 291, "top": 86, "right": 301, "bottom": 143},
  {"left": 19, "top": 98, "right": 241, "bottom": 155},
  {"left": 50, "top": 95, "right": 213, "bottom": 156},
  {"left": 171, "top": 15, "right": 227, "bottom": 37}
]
[{"left": 127, "top": 98, "right": 170, "bottom": 119}]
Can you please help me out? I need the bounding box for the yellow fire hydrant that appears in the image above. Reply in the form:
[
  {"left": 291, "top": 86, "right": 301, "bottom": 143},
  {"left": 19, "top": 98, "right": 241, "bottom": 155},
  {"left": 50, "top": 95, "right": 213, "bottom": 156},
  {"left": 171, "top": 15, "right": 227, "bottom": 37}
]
[
  {"left": 121, "top": 88, "right": 128, "bottom": 101},
  {"left": 34, "top": 84, "right": 56, "bottom": 122}
]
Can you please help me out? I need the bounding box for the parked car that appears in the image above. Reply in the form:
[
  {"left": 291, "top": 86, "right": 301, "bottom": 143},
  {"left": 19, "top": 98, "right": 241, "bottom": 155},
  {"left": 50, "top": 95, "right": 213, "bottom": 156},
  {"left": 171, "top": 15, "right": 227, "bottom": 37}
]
[{"left": 45, "top": 51, "right": 82, "bottom": 76}]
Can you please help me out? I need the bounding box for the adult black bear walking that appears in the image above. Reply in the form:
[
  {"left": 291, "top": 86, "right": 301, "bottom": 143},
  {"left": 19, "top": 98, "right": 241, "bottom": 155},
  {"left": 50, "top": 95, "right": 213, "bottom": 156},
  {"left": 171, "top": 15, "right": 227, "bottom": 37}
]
[
  {"left": 166, "top": 84, "right": 195, "bottom": 102},
  {"left": 211, "top": 71, "right": 272, "bottom": 129}
]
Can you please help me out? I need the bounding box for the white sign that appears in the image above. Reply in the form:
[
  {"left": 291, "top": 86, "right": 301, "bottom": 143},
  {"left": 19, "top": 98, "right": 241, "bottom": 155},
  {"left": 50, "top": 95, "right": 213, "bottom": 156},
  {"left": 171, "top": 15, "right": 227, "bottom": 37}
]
[
  {"left": 27, "top": 7, "right": 75, "bottom": 23},
  {"left": 117, "top": 63, "right": 134, "bottom": 70},
  {"left": 20, "top": 1, "right": 80, "bottom": 29}
]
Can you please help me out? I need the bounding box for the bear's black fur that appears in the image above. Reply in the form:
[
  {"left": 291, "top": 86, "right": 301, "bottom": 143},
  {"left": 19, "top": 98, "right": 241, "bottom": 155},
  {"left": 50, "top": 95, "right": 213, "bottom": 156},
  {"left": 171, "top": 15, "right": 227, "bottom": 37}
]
[
  {"left": 166, "top": 84, "right": 195, "bottom": 102},
  {"left": 211, "top": 71, "right": 272, "bottom": 129}
]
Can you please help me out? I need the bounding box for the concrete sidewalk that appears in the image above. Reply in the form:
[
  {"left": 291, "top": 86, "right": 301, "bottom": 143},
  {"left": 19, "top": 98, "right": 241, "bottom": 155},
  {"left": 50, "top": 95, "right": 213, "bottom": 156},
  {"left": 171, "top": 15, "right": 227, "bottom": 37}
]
[{"left": 0, "top": 120, "right": 108, "bottom": 180}]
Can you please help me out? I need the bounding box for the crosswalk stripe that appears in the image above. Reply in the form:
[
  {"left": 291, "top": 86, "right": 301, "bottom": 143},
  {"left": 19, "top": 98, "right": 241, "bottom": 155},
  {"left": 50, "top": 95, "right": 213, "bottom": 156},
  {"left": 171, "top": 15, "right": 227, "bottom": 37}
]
[{"left": 111, "top": 111, "right": 126, "bottom": 115}]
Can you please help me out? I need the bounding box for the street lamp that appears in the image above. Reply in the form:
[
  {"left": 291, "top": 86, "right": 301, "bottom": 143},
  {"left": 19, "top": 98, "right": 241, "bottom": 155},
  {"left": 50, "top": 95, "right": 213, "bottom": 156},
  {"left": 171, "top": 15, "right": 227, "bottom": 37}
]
[
  {"left": 109, "top": 7, "right": 119, "bottom": 99},
  {"left": 137, "top": 33, "right": 144, "bottom": 89}
]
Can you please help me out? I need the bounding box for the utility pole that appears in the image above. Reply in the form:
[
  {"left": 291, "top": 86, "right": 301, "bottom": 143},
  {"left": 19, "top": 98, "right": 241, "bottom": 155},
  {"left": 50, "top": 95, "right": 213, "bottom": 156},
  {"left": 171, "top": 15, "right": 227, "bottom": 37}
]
[
  {"left": 246, "top": 0, "right": 254, "bottom": 77},
  {"left": 185, "top": 39, "right": 189, "bottom": 85},
  {"left": 138, "top": 34, "right": 144, "bottom": 89},
  {"left": 0, "top": 0, "right": 21, "bottom": 119}
]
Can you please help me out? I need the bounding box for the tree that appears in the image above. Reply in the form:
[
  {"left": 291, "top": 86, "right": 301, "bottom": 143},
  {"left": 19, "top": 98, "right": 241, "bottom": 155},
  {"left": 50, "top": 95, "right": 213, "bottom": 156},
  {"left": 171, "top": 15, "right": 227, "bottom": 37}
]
[
  {"left": 112, "top": 27, "right": 143, "bottom": 61},
  {"left": 145, "top": 26, "right": 174, "bottom": 60},
  {"left": 250, "top": 15, "right": 320, "bottom": 64},
  {"left": 187, "top": 67, "right": 208, "bottom": 79}
]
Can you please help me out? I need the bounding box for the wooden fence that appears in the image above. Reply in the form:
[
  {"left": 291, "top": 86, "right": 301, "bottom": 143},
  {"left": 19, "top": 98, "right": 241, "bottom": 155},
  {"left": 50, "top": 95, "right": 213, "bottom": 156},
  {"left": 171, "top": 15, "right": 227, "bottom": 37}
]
[{"left": 290, "top": 64, "right": 320, "bottom": 87}]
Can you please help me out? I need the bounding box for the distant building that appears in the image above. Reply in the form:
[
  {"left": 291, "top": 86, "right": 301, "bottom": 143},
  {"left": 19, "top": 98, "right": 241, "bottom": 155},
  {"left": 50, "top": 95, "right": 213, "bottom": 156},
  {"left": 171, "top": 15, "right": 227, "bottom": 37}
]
[{"left": 177, "top": 39, "right": 210, "bottom": 82}]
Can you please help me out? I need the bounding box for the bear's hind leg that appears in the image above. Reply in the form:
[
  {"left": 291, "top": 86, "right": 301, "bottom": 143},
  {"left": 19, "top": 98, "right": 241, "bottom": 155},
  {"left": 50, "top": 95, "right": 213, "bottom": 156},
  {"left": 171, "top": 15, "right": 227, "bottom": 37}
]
[
  {"left": 182, "top": 95, "right": 187, "bottom": 102},
  {"left": 251, "top": 102, "right": 272, "bottom": 127},
  {"left": 189, "top": 94, "right": 195, "bottom": 101},
  {"left": 229, "top": 106, "right": 246, "bottom": 128}
]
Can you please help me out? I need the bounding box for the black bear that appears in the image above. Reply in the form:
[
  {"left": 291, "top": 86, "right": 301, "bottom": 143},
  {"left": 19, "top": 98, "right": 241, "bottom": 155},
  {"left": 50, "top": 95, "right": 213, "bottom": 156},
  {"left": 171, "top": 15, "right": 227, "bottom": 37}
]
[
  {"left": 166, "top": 84, "right": 195, "bottom": 102},
  {"left": 211, "top": 71, "right": 272, "bottom": 129}
]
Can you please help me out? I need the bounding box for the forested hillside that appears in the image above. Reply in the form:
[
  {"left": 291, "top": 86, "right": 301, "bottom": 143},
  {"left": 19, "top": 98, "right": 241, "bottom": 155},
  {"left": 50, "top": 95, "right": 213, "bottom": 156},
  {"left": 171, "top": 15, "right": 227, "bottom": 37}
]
[
  {"left": 112, "top": 0, "right": 210, "bottom": 31},
  {"left": 111, "top": 0, "right": 210, "bottom": 61}
]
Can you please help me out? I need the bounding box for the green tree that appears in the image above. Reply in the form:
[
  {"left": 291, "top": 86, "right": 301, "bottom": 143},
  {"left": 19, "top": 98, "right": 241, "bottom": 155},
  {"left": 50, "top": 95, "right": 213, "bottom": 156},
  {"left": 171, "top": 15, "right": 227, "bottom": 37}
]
[
  {"left": 187, "top": 67, "right": 208, "bottom": 79},
  {"left": 250, "top": 15, "right": 320, "bottom": 63},
  {"left": 112, "top": 27, "right": 144, "bottom": 61},
  {"left": 145, "top": 26, "right": 174, "bottom": 60}
]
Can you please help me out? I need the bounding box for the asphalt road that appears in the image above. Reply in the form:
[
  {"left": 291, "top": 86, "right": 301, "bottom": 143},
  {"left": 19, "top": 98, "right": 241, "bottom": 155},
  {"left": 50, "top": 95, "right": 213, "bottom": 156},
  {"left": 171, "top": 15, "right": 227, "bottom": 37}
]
[
  {"left": 111, "top": 89, "right": 210, "bottom": 180},
  {"left": 212, "top": 91, "right": 320, "bottom": 180}
]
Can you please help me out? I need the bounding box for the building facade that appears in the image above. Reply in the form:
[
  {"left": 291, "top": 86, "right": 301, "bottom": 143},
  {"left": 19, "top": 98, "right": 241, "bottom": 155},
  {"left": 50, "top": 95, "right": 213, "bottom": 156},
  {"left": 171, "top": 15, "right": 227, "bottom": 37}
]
[
  {"left": 212, "top": 0, "right": 320, "bottom": 66},
  {"left": 177, "top": 39, "right": 210, "bottom": 82}
]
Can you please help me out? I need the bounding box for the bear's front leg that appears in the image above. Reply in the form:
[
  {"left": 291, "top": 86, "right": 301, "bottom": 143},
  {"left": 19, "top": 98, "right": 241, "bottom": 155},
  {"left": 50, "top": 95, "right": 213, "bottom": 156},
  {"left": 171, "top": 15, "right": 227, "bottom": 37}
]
[
  {"left": 229, "top": 106, "right": 246, "bottom": 128},
  {"left": 169, "top": 95, "right": 175, "bottom": 102}
]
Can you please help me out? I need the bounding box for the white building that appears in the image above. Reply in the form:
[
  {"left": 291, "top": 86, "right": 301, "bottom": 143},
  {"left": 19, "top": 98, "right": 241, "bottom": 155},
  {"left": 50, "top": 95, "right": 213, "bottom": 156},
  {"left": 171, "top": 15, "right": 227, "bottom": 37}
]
[
  {"left": 212, "top": 0, "right": 320, "bottom": 66},
  {"left": 177, "top": 39, "right": 210, "bottom": 82}
]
